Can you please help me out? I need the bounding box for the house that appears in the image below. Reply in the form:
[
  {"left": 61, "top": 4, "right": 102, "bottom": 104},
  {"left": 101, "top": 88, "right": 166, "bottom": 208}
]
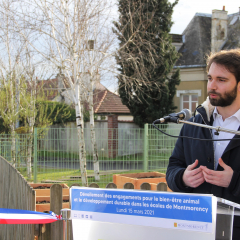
[
  {"left": 171, "top": 6, "right": 240, "bottom": 112},
  {"left": 36, "top": 74, "right": 133, "bottom": 126},
  {"left": 37, "top": 75, "right": 133, "bottom": 158},
  {"left": 93, "top": 82, "right": 132, "bottom": 122}
]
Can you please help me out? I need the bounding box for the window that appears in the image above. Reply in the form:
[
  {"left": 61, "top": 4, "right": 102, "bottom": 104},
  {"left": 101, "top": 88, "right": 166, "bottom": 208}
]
[
  {"left": 182, "top": 94, "right": 198, "bottom": 112},
  {"left": 176, "top": 90, "right": 201, "bottom": 112}
]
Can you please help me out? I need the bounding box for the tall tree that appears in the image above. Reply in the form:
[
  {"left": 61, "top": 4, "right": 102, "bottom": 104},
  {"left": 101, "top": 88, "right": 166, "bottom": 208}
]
[
  {"left": 0, "top": 0, "right": 71, "bottom": 178},
  {"left": 12, "top": 0, "right": 116, "bottom": 185},
  {"left": 113, "top": 0, "right": 180, "bottom": 127}
]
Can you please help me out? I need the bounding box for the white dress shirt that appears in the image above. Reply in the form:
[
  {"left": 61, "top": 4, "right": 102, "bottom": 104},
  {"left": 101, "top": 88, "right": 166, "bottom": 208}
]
[{"left": 212, "top": 107, "right": 240, "bottom": 170}]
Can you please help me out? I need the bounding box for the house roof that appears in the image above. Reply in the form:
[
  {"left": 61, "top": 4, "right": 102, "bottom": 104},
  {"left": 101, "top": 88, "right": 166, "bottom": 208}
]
[
  {"left": 35, "top": 78, "right": 59, "bottom": 100},
  {"left": 26, "top": 78, "right": 60, "bottom": 100},
  {"left": 36, "top": 78, "right": 131, "bottom": 115},
  {"left": 175, "top": 13, "right": 211, "bottom": 67},
  {"left": 35, "top": 75, "right": 73, "bottom": 100},
  {"left": 222, "top": 13, "right": 240, "bottom": 49},
  {"left": 175, "top": 11, "right": 240, "bottom": 67},
  {"left": 93, "top": 83, "right": 131, "bottom": 115}
]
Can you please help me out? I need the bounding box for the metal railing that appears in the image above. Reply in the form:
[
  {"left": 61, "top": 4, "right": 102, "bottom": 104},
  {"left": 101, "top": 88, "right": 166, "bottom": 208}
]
[{"left": 0, "top": 123, "right": 182, "bottom": 186}]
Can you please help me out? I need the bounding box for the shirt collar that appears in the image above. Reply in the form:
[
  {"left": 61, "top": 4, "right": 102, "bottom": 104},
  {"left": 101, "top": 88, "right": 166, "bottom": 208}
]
[{"left": 213, "top": 107, "right": 240, "bottom": 122}]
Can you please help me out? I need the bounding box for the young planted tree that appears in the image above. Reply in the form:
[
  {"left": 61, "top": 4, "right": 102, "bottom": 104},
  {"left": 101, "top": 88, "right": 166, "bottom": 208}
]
[
  {"left": 0, "top": 0, "right": 71, "bottom": 178},
  {"left": 0, "top": 0, "right": 28, "bottom": 167},
  {"left": 21, "top": 80, "right": 71, "bottom": 179},
  {"left": 14, "top": 0, "right": 116, "bottom": 185},
  {"left": 2, "top": 0, "right": 161, "bottom": 182},
  {"left": 0, "top": 54, "right": 70, "bottom": 179},
  {"left": 113, "top": 0, "right": 180, "bottom": 127}
]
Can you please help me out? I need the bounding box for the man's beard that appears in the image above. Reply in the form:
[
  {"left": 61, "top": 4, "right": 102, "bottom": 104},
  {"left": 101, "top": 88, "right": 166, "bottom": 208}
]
[{"left": 208, "top": 85, "right": 237, "bottom": 107}]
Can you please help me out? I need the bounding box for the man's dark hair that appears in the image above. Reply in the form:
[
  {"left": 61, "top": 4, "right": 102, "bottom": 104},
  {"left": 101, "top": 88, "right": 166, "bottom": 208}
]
[{"left": 207, "top": 49, "right": 240, "bottom": 83}]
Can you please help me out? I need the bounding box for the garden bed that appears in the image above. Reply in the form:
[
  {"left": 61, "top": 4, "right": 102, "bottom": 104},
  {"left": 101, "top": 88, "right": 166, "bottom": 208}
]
[
  {"left": 113, "top": 172, "right": 171, "bottom": 191},
  {"left": 30, "top": 183, "right": 69, "bottom": 212}
]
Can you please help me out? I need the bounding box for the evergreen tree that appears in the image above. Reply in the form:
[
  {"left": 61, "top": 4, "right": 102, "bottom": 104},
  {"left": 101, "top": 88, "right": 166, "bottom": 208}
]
[{"left": 113, "top": 0, "right": 180, "bottom": 127}]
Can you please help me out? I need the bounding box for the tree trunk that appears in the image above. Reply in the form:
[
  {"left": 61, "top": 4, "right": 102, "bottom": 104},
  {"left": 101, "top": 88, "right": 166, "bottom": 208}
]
[
  {"left": 75, "top": 84, "right": 88, "bottom": 186},
  {"left": 27, "top": 139, "right": 32, "bottom": 179},
  {"left": 10, "top": 125, "right": 16, "bottom": 167},
  {"left": 90, "top": 119, "right": 100, "bottom": 181},
  {"left": 89, "top": 76, "right": 100, "bottom": 181},
  {"left": 27, "top": 121, "right": 34, "bottom": 180}
]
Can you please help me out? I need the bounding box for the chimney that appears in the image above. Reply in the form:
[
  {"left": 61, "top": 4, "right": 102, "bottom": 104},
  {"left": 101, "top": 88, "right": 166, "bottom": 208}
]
[{"left": 211, "top": 8, "right": 228, "bottom": 53}]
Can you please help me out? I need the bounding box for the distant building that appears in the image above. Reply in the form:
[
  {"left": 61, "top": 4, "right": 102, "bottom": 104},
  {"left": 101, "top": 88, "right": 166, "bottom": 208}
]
[
  {"left": 171, "top": 6, "right": 240, "bottom": 112},
  {"left": 93, "top": 83, "right": 132, "bottom": 122},
  {"left": 37, "top": 73, "right": 133, "bottom": 126}
]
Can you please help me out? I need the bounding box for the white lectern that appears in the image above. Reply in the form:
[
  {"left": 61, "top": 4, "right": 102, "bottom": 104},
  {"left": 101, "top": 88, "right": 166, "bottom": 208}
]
[
  {"left": 70, "top": 187, "right": 240, "bottom": 240},
  {"left": 215, "top": 198, "right": 240, "bottom": 239}
]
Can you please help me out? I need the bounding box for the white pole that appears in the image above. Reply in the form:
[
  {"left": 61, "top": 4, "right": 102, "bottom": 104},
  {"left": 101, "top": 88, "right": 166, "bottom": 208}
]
[{"left": 61, "top": 208, "right": 71, "bottom": 240}]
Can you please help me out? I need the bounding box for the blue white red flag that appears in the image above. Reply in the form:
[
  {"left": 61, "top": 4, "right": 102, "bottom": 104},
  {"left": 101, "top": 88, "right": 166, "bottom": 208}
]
[{"left": 0, "top": 208, "right": 61, "bottom": 224}]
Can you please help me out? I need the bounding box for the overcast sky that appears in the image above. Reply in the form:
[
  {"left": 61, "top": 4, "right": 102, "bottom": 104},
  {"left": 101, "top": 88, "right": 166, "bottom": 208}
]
[{"left": 169, "top": 0, "right": 240, "bottom": 34}]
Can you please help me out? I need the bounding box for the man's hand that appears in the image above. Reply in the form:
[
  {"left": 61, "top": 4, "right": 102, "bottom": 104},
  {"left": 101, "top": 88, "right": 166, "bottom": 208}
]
[
  {"left": 200, "top": 158, "right": 233, "bottom": 188},
  {"left": 182, "top": 160, "right": 205, "bottom": 188}
]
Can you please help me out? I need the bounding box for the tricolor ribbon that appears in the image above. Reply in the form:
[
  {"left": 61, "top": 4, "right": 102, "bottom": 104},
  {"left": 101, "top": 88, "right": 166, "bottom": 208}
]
[{"left": 0, "top": 208, "right": 61, "bottom": 224}]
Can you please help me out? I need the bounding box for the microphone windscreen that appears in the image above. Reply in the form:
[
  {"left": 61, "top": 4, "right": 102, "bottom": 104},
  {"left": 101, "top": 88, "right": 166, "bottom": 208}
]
[{"left": 182, "top": 109, "right": 192, "bottom": 120}]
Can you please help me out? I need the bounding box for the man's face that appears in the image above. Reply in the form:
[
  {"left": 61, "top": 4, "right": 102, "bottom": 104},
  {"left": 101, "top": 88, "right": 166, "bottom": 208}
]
[{"left": 207, "top": 62, "right": 238, "bottom": 107}]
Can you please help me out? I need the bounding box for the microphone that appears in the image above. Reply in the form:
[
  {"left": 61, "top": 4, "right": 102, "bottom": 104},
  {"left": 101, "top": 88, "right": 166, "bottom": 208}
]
[
  {"left": 153, "top": 108, "right": 240, "bottom": 138},
  {"left": 155, "top": 109, "right": 192, "bottom": 124}
]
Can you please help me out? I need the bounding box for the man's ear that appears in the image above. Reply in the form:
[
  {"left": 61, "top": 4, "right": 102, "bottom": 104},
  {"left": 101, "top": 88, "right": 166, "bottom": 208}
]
[{"left": 238, "top": 81, "right": 240, "bottom": 92}]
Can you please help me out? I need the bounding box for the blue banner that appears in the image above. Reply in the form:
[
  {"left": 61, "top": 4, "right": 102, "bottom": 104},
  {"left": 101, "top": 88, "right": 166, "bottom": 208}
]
[{"left": 71, "top": 188, "right": 212, "bottom": 223}]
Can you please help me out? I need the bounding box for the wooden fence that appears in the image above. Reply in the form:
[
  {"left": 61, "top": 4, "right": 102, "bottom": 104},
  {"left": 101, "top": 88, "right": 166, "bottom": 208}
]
[{"left": 0, "top": 156, "right": 35, "bottom": 240}]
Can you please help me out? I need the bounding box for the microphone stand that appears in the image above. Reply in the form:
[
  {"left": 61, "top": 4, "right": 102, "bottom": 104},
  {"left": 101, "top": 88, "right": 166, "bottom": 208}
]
[{"left": 178, "top": 119, "right": 240, "bottom": 136}]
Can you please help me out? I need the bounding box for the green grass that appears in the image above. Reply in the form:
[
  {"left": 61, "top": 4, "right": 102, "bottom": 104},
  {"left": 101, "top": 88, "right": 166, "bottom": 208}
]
[
  {"left": 18, "top": 150, "right": 171, "bottom": 187},
  {"left": 20, "top": 166, "right": 168, "bottom": 188},
  {"left": 20, "top": 167, "right": 130, "bottom": 187},
  {"left": 36, "top": 150, "right": 172, "bottom": 163},
  {"left": 37, "top": 150, "right": 79, "bottom": 159}
]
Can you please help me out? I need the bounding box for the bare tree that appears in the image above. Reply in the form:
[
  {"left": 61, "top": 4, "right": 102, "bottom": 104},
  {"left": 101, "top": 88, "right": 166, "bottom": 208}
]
[
  {"left": 0, "top": 0, "right": 169, "bottom": 183},
  {"left": 10, "top": 0, "right": 117, "bottom": 185},
  {"left": 0, "top": 0, "right": 66, "bottom": 178},
  {"left": 0, "top": 0, "right": 29, "bottom": 167}
]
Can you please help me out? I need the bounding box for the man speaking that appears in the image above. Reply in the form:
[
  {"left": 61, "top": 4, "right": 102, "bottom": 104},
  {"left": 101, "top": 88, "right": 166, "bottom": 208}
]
[{"left": 166, "top": 49, "right": 240, "bottom": 239}]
